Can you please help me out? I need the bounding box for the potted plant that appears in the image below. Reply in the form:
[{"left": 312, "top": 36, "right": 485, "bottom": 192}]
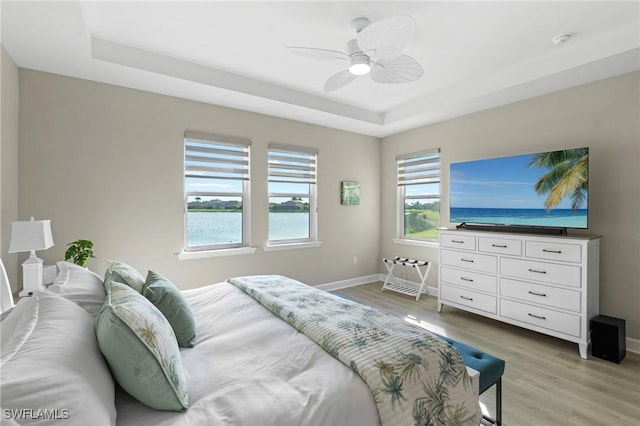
[{"left": 64, "top": 239, "right": 95, "bottom": 267}]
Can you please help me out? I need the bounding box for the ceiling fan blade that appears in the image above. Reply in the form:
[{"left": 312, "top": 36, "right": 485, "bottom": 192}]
[
  {"left": 286, "top": 47, "right": 349, "bottom": 61},
  {"left": 356, "top": 15, "right": 415, "bottom": 61},
  {"left": 370, "top": 54, "right": 424, "bottom": 84},
  {"left": 324, "top": 70, "right": 359, "bottom": 92}
]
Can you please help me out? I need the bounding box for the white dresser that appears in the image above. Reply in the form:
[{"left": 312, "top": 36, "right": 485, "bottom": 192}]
[{"left": 438, "top": 229, "right": 600, "bottom": 359}]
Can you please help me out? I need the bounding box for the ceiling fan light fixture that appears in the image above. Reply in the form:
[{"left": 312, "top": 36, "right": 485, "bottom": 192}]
[
  {"left": 288, "top": 14, "right": 421, "bottom": 91},
  {"left": 349, "top": 56, "right": 370, "bottom": 75}
]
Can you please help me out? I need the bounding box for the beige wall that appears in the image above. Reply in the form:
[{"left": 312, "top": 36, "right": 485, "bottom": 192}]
[
  {"left": 381, "top": 72, "right": 640, "bottom": 340},
  {"left": 18, "top": 70, "right": 381, "bottom": 289},
  {"left": 14, "top": 67, "right": 640, "bottom": 340},
  {"left": 1, "top": 46, "right": 20, "bottom": 290}
]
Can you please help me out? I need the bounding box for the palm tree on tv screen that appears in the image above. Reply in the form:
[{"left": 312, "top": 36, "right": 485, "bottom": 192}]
[{"left": 529, "top": 148, "right": 588, "bottom": 210}]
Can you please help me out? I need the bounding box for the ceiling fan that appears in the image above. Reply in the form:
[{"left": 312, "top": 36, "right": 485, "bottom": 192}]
[{"left": 287, "top": 15, "right": 423, "bottom": 92}]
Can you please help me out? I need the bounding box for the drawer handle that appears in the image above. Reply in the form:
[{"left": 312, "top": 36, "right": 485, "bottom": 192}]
[
  {"left": 451, "top": 240, "right": 464, "bottom": 244},
  {"left": 461, "top": 258, "right": 475, "bottom": 263},
  {"left": 528, "top": 313, "right": 547, "bottom": 320},
  {"left": 492, "top": 244, "right": 507, "bottom": 248},
  {"left": 460, "top": 295, "right": 474, "bottom": 301},
  {"left": 528, "top": 291, "right": 547, "bottom": 297},
  {"left": 528, "top": 268, "right": 547, "bottom": 274},
  {"left": 460, "top": 277, "right": 474, "bottom": 282},
  {"left": 542, "top": 249, "right": 562, "bottom": 254}
]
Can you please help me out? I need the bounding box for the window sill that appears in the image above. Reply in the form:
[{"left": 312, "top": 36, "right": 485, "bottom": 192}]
[
  {"left": 178, "top": 246, "right": 257, "bottom": 260},
  {"left": 263, "top": 241, "right": 322, "bottom": 252},
  {"left": 392, "top": 238, "right": 439, "bottom": 248}
]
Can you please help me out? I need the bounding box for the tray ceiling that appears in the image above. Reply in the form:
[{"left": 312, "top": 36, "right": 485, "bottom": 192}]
[{"left": 2, "top": 1, "right": 638, "bottom": 137}]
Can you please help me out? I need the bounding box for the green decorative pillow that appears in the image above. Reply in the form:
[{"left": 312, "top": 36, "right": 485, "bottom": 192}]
[
  {"left": 104, "top": 260, "right": 145, "bottom": 292},
  {"left": 142, "top": 270, "right": 196, "bottom": 348},
  {"left": 95, "top": 281, "right": 189, "bottom": 411}
]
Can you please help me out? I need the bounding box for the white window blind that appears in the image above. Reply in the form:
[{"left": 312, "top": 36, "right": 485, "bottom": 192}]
[
  {"left": 268, "top": 144, "right": 317, "bottom": 185},
  {"left": 185, "top": 132, "right": 249, "bottom": 182},
  {"left": 397, "top": 149, "right": 440, "bottom": 187}
]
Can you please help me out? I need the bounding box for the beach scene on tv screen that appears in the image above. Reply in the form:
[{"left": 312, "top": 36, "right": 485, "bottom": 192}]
[{"left": 450, "top": 148, "right": 588, "bottom": 229}]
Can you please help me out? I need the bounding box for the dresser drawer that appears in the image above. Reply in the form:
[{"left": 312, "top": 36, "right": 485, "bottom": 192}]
[
  {"left": 526, "top": 241, "right": 582, "bottom": 263},
  {"left": 500, "top": 278, "right": 581, "bottom": 312},
  {"left": 500, "top": 299, "right": 581, "bottom": 337},
  {"left": 479, "top": 237, "right": 522, "bottom": 256},
  {"left": 440, "top": 233, "right": 476, "bottom": 251},
  {"left": 501, "top": 257, "right": 581, "bottom": 288},
  {"left": 441, "top": 249, "right": 497, "bottom": 274},
  {"left": 441, "top": 267, "right": 497, "bottom": 294},
  {"left": 441, "top": 285, "right": 497, "bottom": 314}
]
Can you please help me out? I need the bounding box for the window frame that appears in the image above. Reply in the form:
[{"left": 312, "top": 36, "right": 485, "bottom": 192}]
[
  {"left": 396, "top": 148, "right": 441, "bottom": 243},
  {"left": 267, "top": 143, "right": 318, "bottom": 245},
  {"left": 183, "top": 132, "right": 251, "bottom": 252}
]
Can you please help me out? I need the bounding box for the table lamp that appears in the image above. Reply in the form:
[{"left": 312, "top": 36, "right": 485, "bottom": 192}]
[{"left": 8, "top": 217, "right": 54, "bottom": 297}]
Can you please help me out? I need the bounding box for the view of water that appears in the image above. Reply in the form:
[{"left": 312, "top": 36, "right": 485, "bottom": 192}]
[
  {"left": 187, "top": 212, "right": 309, "bottom": 247},
  {"left": 450, "top": 207, "right": 588, "bottom": 229}
]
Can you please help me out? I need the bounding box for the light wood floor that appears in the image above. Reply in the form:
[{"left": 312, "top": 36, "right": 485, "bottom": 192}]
[{"left": 334, "top": 282, "right": 640, "bottom": 426}]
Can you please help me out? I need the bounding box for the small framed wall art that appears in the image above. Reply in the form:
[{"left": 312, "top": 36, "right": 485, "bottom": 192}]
[{"left": 341, "top": 181, "right": 360, "bottom": 205}]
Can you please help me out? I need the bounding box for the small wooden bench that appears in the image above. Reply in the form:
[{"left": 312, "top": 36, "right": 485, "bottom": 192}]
[{"left": 437, "top": 334, "right": 505, "bottom": 426}]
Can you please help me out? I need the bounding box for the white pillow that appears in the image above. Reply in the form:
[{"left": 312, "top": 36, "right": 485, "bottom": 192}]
[
  {"left": 0, "top": 297, "right": 38, "bottom": 351},
  {"left": 0, "top": 297, "right": 39, "bottom": 365},
  {"left": 48, "top": 261, "right": 106, "bottom": 317},
  {"left": 0, "top": 291, "right": 116, "bottom": 425}
]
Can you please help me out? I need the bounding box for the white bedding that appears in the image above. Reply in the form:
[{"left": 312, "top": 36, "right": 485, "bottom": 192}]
[{"left": 114, "top": 282, "right": 381, "bottom": 426}]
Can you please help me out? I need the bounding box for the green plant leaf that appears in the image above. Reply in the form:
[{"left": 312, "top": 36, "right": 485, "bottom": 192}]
[{"left": 64, "top": 239, "right": 96, "bottom": 267}]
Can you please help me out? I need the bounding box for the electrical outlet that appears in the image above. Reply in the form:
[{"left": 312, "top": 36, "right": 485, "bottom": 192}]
[{"left": 353, "top": 257, "right": 358, "bottom": 265}]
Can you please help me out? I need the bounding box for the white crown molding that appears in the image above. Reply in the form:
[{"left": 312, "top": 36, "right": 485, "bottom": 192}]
[{"left": 91, "top": 37, "right": 383, "bottom": 126}]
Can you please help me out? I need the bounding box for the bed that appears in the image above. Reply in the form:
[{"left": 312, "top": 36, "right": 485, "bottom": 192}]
[{"left": 0, "top": 260, "right": 481, "bottom": 425}]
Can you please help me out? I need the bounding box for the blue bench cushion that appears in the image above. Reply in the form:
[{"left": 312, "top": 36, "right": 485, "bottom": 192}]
[{"left": 436, "top": 334, "right": 505, "bottom": 394}]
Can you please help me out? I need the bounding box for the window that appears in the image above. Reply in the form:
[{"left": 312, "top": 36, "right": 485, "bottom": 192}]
[
  {"left": 397, "top": 149, "right": 441, "bottom": 241},
  {"left": 268, "top": 144, "right": 317, "bottom": 243},
  {"left": 184, "top": 132, "right": 250, "bottom": 251}
]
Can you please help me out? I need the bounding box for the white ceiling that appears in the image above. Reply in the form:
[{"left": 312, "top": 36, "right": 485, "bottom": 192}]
[{"left": 2, "top": 1, "right": 639, "bottom": 137}]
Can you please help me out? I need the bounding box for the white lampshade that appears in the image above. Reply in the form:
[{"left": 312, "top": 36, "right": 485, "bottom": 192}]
[{"left": 9, "top": 219, "right": 54, "bottom": 254}]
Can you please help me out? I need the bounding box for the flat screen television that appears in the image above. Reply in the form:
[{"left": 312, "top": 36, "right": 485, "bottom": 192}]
[{"left": 450, "top": 147, "right": 589, "bottom": 230}]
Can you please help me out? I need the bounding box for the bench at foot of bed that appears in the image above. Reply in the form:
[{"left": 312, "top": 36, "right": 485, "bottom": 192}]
[{"left": 437, "top": 335, "right": 505, "bottom": 426}]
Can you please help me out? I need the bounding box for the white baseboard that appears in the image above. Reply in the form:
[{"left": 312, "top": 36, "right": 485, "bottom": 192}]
[
  {"left": 626, "top": 337, "right": 640, "bottom": 354},
  {"left": 316, "top": 274, "right": 384, "bottom": 291},
  {"left": 319, "top": 274, "right": 439, "bottom": 297}
]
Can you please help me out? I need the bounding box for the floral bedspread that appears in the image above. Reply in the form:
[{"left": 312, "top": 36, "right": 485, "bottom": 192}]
[{"left": 227, "top": 275, "right": 481, "bottom": 426}]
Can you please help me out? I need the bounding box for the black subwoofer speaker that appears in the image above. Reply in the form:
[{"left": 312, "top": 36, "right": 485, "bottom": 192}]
[{"left": 591, "top": 315, "right": 626, "bottom": 363}]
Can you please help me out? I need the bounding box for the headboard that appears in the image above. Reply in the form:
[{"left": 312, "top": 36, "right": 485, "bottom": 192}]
[{"left": 1, "top": 258, "right": 15, "bottom": 314}]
